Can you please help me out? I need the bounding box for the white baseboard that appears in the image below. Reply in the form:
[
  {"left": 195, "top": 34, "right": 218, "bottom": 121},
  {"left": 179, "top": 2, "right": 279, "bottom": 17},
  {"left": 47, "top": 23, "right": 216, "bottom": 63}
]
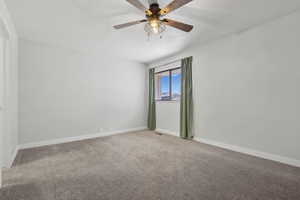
[
  {"left": 153, "top": 130, "right": 300, "bottom": 168},
  {"left": 19, "top": 127, "right": 147, "bottom": 150},
  {"left": 194, "top": 137, "right": 300, "bottom": 168},
  {"left": 3, "top": 146, "right": 19, "bottom": 169},
  {"left": 155, "top": 128, "right": 179, "bottom": 137}
]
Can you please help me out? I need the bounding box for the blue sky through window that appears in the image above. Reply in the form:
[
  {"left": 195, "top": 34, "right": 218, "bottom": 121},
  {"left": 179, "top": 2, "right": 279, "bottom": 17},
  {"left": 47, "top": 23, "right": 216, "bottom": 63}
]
[
  {"left": 160, "top": 73, "right": 181, "bottom": 96},
  {"left": 156, "top": 68, "right": 181, "bottom": 101},
  {"left": 172, "top": 74, "right": 181, "bottom": 95},
  {"left": 161, "top": 76, "right": 170, "bottom": 96}
]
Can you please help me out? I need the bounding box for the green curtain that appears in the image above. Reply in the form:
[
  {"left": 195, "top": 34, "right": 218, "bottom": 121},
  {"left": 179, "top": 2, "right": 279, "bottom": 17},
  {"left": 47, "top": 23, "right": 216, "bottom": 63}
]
[
  {"left": 147, "top": 68, "right": 156, "bottom": 130},
  {"left": 180, "top": 57, "right": 194, "bottom": 139}
]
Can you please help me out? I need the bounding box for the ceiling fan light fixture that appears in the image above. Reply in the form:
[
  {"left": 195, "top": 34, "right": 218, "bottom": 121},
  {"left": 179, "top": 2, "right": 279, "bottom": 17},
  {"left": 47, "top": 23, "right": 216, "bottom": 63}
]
[{"left": 144, "top": 19, "right": 166, "bottom": 35}]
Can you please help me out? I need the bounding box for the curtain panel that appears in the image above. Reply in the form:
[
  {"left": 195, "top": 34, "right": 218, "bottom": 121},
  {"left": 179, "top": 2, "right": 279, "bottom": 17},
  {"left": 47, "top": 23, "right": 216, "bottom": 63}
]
[
  {"left": 147, "top": 68, "right": 156, "bottom": 130},
  {"left": 180, "top": 57, "right": 194, "bottom": 139}
]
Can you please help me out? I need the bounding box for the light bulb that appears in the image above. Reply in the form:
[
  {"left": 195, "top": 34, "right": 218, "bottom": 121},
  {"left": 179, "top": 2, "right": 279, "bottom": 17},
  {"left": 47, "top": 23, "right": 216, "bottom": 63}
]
[
  {"left": 150, "top": 20, "right": 159, "bottom": 28},
  {"left": 150, "top": 19, "right": 160, "bottom": 34},
  {"left": 152, "top": 27, "right": 159, "bottom": 34}
]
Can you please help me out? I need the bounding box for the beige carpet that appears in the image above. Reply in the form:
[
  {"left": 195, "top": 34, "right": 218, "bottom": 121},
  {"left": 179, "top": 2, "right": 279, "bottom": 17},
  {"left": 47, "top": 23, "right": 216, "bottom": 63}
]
[{"left": 1, "top": 130, "right": 300, "bottom": 200}]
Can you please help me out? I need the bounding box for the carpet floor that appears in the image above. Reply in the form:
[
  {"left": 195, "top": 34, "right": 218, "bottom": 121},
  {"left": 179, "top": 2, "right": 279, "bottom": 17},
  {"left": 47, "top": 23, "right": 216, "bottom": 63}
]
[{"left": 1, "top": 130, "right": 300, "bottom": 200}]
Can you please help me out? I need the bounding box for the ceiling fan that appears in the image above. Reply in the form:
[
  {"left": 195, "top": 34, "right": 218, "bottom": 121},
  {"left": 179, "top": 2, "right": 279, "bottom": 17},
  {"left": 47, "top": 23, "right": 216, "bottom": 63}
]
[{"left": 113, "top": 0, "right": 194, "bottom": 36}]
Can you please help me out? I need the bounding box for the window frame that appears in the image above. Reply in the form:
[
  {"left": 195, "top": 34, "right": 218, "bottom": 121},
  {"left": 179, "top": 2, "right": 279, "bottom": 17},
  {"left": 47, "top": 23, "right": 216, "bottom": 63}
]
[{"left": 155, "top": 67, "right": 181, "bottom": 102}]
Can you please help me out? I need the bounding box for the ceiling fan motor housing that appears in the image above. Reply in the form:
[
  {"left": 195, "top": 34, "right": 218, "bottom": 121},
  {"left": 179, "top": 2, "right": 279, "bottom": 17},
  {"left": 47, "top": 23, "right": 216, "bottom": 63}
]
[{"left": 147, "top": 3, "right": 161, "bottom": 19}]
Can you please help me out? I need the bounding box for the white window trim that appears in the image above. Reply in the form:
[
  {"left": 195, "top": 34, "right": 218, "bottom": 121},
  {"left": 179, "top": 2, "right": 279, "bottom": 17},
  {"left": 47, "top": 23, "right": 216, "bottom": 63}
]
[{"left": 155, "top": 60, "right": 181, "bottom": 73}]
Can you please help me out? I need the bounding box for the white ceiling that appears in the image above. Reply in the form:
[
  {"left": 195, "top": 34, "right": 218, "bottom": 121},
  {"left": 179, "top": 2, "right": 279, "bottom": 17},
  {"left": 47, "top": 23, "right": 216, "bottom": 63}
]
[{"left": 5, "top": 0, "right": 300, "bottom": 63}]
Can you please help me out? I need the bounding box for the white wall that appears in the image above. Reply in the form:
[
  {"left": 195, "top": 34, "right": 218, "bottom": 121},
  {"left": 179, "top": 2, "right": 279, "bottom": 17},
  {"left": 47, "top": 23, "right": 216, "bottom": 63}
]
[
  {"left": 0, "top": 0, "right": 18, "bottom": 168},
  {"left": 19, "top": 39, "right": 146, "bottom": 145},
  {"left": 150, "top": 11, "right": 300, "bottom": 161},
  {"left": 156, "top": 102, "right": 180, "bottom": 136},
  {"left": 0, "top": 30, "right": 4, "bottom": 187}
]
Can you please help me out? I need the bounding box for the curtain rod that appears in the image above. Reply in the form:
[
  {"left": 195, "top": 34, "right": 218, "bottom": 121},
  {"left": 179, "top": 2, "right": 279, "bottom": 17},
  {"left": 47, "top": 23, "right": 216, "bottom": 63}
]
[{"left": 152, "top": 58, "right": 182, "bottom": 69}]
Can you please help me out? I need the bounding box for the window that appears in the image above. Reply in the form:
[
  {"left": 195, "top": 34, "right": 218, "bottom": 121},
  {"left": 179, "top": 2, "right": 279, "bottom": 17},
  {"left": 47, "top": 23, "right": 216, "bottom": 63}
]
[{"left": 155, "top": 68, "right": 181, "bottom": 101}]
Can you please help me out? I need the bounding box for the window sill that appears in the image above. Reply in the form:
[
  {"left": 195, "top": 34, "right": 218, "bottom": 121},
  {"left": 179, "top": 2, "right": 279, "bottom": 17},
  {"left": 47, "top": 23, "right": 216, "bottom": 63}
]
[{"left": 156, "top": 100, "right": 180, "bottom": 103}]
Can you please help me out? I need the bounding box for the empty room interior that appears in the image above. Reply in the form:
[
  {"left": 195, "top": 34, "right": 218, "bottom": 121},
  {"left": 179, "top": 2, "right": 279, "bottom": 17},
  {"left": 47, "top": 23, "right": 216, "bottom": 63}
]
[{"left": 1, "top": 0, "right": 300, "bottom": 199}]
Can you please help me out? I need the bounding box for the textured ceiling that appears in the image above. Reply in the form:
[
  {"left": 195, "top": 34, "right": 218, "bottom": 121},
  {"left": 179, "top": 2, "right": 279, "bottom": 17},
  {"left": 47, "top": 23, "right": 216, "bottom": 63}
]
[{"left": 5, "top": 0, "right": 300, "bottom": 63}]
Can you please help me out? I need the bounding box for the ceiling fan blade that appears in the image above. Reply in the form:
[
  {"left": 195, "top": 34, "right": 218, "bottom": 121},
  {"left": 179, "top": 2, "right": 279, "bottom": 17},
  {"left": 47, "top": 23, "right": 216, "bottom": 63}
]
[
  {"left": 126, "top": 0, "right": 148, "bottom": 12},
  {"left": 160, "top": 0, "right": 193, "bottom": 16},
  {"left": 113, "top": 20, "right": 147, "bottom": 29},
  {"left": 162, "top": 18, "right": 193, "bottom": 32}
]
